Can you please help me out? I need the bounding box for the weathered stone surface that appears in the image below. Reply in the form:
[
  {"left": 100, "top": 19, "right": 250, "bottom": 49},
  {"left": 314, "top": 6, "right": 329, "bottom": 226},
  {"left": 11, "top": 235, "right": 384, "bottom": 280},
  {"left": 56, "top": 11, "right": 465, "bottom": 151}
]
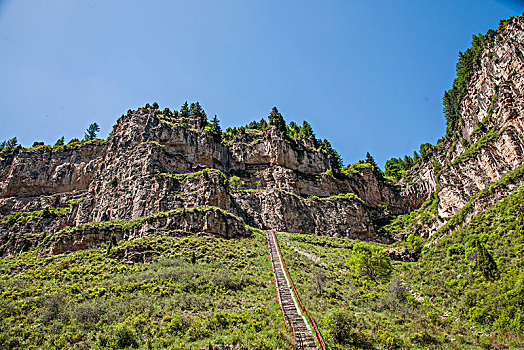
[
  {"left": 401, "top": 16, "right": 524, "bottom": 235},
  {"left": 232, "top": 189, "right": 385, "bottom": 242},
  {"left": 39, "top": 207, "right": 250, "bottom": 256},
  {"left": 0, "top": 142, "right": 104, "bottom": 216}
]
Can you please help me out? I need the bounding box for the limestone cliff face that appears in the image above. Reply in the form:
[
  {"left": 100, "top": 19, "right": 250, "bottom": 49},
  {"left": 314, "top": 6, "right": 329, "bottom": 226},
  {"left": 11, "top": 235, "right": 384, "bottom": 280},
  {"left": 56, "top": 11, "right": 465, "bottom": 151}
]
[
  {"left": 0, "top": 105, "right": 409, "bottom": 256},
  {"left": 401, "top": 15, "right": 524, "bottom": 235},
  {"left": 0, "top": 141, "right": 105, "bottom": 216}
]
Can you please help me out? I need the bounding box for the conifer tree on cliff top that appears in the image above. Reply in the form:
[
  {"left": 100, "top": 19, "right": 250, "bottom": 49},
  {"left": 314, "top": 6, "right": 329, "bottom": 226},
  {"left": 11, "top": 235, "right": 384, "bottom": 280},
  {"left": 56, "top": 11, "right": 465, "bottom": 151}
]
[{"left": 268, "top": 107, "right": 286, "bottom": 133}]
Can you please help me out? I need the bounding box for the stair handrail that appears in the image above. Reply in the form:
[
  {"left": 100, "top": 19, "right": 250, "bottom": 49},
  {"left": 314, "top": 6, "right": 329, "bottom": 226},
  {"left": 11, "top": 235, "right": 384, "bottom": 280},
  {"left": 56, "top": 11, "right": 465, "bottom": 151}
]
[
  {"left": 267, "top": 231, "right": 288, "bottom": 328},
  {"left": 271, "top": 231, "right": 327, "bottom": 350}
]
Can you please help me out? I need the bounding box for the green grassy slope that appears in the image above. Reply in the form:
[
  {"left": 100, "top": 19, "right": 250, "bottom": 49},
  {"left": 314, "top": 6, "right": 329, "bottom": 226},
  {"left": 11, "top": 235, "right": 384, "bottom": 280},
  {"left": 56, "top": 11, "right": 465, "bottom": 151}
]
[
  {"left": 275, "top": 183, "right": 524, "bottom": 349},
  {"left": 0, "top": 230, "right": 291, "bottom": 349}
]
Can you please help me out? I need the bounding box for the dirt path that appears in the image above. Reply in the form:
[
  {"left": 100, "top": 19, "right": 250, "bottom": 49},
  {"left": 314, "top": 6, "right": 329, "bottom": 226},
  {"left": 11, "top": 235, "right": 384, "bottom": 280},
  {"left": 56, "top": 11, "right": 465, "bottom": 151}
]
[{"left": 267, "top": 231, "right": 318, "bottom": 350}]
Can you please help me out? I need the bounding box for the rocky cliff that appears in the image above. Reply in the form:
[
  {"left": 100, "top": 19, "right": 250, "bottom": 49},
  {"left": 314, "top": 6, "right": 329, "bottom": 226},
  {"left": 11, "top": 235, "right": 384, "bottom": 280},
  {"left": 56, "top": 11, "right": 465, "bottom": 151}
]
[
  {"left": 0, "top": 105, "right": 409, "bottom": 255},
  {"left": 399, "top": 15, "right": 524, "bottom": 236}
]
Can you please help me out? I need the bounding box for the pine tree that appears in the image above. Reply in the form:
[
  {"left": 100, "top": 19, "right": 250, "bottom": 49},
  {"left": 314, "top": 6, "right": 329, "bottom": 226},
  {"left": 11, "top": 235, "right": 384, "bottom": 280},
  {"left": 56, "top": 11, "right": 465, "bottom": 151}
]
[
  {"left": 0, "top": 137, "right": 19, "bottom": 156},
  {"left": 180, "top": 101, "right": 189, "bottom": 118},
  {"left": 200, "top": 109, "right": 208, "bottom": 127},
  {"left": 189, "top": 102, "right": 201, "bottom": 117},
  {"left": 189, "top": 102, "right": 207, "bottom": 127},
  {"left": 320, "top": 139, "right": 342, "bottom": 170},
  {"left": 299, "top": 121, "right": 314, "bottom": 139},
  {"left": 259, "top": 118, "right": 268, "bottom": 130},
  {"left": 210, "top": 115, "right": 222, "bottom": 142},
  {"left": 366, "top": 152, "right": 377, "bottom": 168},
  {"left": 84, "top": 123, "right": 100, "bottom": 141},
  {"left": 385, "top": 158, "right": 405, "bottom": 181},
  {"left": 163, "top": 107, "right": 172, "bottom": 117},
  {"left": 476, "top": 240, "right": 498, "bottom": 281},
  {"left": 268, "top": 107, "right": 286, "bottom": 132},
  {"left": 413, "top": 151, "right": 420, "bottom": 162},
  {"left": 403, "top": 155, "right": 414, "bottom": 170},
  {"left": 288, "top": 121, "right": 300, "bottom": 138},
  {"left": 55, "top": 137, "right": 65, "bottom": 146}
]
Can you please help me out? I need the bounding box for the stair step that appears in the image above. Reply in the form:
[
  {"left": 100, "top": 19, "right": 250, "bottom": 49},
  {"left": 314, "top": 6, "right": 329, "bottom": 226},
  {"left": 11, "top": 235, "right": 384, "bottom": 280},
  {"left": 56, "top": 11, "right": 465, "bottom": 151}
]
[{"left": 267, "top": 232, "right": 320, "bottom": 350}]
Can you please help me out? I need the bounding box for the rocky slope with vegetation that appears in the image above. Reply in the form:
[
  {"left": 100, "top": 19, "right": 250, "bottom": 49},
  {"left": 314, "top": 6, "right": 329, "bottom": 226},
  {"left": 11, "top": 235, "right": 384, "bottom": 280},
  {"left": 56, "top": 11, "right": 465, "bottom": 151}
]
[
  {"left": 0, "top": 102, "right": 411, "bottom": 256},
  {"left": 384, "top": 15, "right": 524, "bottom": 238},
  {"left": 1, "top": 13, "right": 524, "bottom": 350}
]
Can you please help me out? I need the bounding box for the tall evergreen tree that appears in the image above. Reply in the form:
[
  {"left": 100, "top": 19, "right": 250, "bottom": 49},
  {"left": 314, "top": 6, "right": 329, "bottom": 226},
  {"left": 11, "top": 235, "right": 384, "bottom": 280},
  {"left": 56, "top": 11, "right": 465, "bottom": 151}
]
[
  {"left": 210, "top": 115, "right": 222, "bottom": 142},
  {"left": 366, "top": 152, "right": 377, "bottom": 168},
  {"left": 200, "top": 109, "right": 208, "bottom": 127},
  {"left": 413, "top": 151, "right": 420, "bottom": 162},
  {"left": 248, "top": 121, "right": 259, "bottom": 130},
  {"left": 476, "top": 240, "right": 499, "bottom": 281},
  {"left": 385, "top": 158, "right": 405, "bottom": 181},
  {"left": 189, "top": 102, "right": 201, "bottom": 117},
  {"left": 268, "top": 107, "right": 286, "bottom": 132},
  {"left": 179, "top": 101, "right": 189, "bottom": 118},
  {"left": 403, "top": 155, "right": 414, "bottom": 170},
  {"left": 299, "top": 121, "right": 314, "bottom": 139},
  {"left": 321, "top": 139, "right": 342, "bottom": 170},
  {"left": 84, "top": 123, "right": 100, "bottom": 141},
  {"left": 55, "top": 137, "right": 65, "bottom": 146},
  {"left": 163, "top": 108, "right": 172, "bottom": 117},
  {"left": 0, "top": 137, "right": 19, "bottom": 156},
  {"left": 259, "top": 118, "right": 268, "bottom": 130}
]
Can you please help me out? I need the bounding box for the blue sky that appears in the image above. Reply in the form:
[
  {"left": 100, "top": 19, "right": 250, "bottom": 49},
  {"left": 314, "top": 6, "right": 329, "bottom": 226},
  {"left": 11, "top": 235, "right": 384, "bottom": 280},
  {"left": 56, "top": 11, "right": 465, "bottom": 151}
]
[{"left": 0, "top": 1, "right": 523, "bottom": 167}]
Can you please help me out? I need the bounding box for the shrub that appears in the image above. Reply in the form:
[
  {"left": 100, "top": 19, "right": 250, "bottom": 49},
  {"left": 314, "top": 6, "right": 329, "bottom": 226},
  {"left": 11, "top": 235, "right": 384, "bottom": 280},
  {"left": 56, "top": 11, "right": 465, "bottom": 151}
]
[
  {"left": 447, "top": 243, "right": 465, "bottom": 258},
  {"left": 407, "top": 234, "right": 424, "bottom": 258},
  {"left": 327, "top": 310, "right": 370, "bottom": 347},
  {"left": 111, "top": 322, "right": 138, "bottom": 348},
  {"left": 228, "top": 176, "right": 244, "bottom": 191},
  {"left": 348, "top": 242, "right": 393, "bottom": 281},
  {"left": 41, "top": 294, "right": 66, "bottom": 323}
]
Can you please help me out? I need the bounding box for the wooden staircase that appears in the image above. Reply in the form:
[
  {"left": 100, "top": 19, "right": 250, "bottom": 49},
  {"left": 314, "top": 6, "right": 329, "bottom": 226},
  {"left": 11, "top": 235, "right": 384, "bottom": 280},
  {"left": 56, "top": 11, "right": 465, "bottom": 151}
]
[{"left": 267, "top": 231, "right": 321, "bottom": 350}]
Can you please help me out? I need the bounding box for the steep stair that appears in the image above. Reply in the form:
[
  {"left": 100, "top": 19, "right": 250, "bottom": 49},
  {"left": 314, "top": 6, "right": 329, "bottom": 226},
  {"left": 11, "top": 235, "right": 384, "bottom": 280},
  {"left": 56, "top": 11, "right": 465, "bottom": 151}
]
[{"left": 267, "top": 231, "right": 320, "bottom": 350}]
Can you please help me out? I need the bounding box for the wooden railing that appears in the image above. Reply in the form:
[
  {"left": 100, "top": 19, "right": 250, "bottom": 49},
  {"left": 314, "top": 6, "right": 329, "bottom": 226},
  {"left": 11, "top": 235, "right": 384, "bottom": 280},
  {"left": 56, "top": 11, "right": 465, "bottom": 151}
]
[{"left": 271, "top": 231, "right": 327, "bottom": 350}]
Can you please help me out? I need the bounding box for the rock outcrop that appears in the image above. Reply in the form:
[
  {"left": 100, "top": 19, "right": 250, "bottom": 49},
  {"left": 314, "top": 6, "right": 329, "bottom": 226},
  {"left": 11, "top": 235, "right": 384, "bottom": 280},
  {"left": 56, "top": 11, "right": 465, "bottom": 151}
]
[
  {"left": 0, "top": 104, "right": 412, "bottom": 256},
  {"left": 39, "top": 207, "right": 249, "bottom": 256},
  {"left": 399, "top": 15, "right": 524, "bottom": 236}
]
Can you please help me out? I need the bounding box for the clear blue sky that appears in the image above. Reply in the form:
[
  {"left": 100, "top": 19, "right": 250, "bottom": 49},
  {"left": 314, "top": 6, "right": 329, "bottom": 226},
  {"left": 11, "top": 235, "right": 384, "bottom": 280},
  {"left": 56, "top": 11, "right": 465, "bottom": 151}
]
[{"left": 1, "top": 1, "right": 523, "bottom": 167}]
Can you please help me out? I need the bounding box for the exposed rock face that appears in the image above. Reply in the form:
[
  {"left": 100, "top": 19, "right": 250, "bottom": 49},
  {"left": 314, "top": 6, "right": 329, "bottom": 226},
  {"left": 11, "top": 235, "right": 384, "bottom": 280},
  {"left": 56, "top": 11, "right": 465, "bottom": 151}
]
[
  {"left": 401, "top": 15, "right": 524, "bottom": 235},
  {"left": 38, "top": 207, "right": 250, "bottom": 256},
  {"left": 0, "top": 103, "right": 413, "bottom": 256},
  {"left": 0, "top": 142, "right": 105, "bottom": 216},
  {"left": 232, "top": 190, "right": 381, "bottom": 241}
]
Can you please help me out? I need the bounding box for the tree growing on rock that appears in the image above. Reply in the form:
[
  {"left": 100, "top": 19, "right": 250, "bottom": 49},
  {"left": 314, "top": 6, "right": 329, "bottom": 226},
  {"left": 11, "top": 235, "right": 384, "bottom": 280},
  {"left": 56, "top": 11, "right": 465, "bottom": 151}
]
[
  {"left": 210, "top": 115, "right": 222, "bottom": 142},
  {"left": 268, "top": 107, "right": 286, "bottom": 133},
  {"left": 179, "top": 101, "right": 189, "bottom": 119},
  {"left": 299, "top": 121, "right": 314, "bottom": 139},
  {"left": 84, "top": 123, "right": 100, "bottom": 141},
  {"left": 0, "top": 137, "right": 19, "bottom": 156},
  {"left": 54, "top": 137, "right": 65, "bottom": 146}
]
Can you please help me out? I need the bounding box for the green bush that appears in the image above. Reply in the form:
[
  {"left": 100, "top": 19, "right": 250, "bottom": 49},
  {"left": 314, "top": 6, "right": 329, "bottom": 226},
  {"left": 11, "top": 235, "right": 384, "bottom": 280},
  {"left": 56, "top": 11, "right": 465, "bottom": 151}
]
[
  {"left": 111, "top": 322, "right": 138, "bottom": 348},
  {"left": 348, "top": 242, "right": 393, "bottom": 281}
]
